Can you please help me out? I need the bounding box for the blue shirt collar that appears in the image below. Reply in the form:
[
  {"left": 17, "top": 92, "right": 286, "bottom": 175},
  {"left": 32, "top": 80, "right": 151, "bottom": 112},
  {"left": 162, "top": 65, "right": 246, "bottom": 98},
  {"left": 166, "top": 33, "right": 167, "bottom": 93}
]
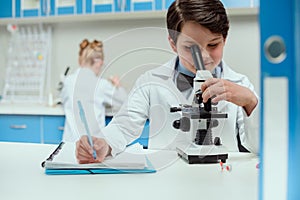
[
  {"left": 177, "top": 60, "right": 195, "bottom": 77},
  {"left": 175, "top": 57, "right": 223, "bottom": 78},
  {"left": 212, "top": 64, "right": 222, "bottom": 78}
]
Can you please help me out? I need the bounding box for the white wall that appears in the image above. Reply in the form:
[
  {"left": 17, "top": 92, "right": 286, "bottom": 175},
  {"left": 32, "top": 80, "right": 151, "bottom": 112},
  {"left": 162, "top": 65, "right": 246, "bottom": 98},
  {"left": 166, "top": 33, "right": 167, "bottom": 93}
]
[
  {"left": 0, "top": 25, "right": 10, "bottom": 96},
  {"left": 51, "top": 18, "right": 172, "bottom": 93},
  {"left": 0, "top": 14, "right": 260, "bottom": 98},
  {"left": 225, "top": 15, "right": 260, "bottom": 94}
]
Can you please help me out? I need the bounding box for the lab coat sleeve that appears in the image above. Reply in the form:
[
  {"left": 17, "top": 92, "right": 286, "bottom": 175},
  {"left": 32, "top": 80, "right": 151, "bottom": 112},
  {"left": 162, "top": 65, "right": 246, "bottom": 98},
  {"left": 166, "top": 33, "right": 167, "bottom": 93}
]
[
  {"left": 101, "top": 74, "right": 150, "bottom": 156},
  {"left": 240, "top": 98, "right": 260, "bottom": 154},
  {"left": 237, "top": 78, "right": 260, "bottom": 154},
  {"left": 99, "top": 79, "right": 128, "bottom": 112},
  {"left": 60, "top": 75, "right": 81, "bottom": 142}
]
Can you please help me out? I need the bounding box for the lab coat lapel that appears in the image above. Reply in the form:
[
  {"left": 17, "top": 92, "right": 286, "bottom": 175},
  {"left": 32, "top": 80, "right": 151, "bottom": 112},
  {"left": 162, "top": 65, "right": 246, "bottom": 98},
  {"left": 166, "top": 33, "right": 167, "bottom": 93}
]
[{"left": 151, "top": 57, "right": 192, "bottom": 105}]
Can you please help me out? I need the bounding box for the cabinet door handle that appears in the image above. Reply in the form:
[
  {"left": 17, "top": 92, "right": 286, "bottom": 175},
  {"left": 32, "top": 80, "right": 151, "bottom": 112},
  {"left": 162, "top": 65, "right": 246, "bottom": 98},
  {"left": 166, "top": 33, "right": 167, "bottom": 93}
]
[
  {"left": 10, "top": 125, "right": 27, "bottom": 129},
  {"left": 58, "top": 126, "right": 64, "bottom": 131}
]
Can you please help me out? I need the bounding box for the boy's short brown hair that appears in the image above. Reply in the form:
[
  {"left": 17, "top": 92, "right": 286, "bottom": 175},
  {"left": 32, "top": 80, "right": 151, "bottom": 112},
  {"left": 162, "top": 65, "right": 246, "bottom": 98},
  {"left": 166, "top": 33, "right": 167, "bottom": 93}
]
[{"left": 167, "top": 0, "right": 229, "bottom": 44}]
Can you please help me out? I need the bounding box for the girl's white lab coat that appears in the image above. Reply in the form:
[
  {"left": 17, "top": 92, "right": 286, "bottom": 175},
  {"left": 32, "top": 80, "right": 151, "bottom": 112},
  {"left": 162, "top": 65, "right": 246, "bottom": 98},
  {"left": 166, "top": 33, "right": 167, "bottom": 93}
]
[
  {"left": 102, "top": 57, "right": 259, "bottom": 156},
  {"left": 61, "top": 68, "right": 127, "bottom": 142}
]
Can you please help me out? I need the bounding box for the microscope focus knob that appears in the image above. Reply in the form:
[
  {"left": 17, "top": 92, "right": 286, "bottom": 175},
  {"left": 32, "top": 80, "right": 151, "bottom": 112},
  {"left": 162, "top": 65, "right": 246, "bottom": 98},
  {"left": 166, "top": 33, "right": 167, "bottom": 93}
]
[
  {"left": 210, "top": 119, "right": 219, "bottom": 128},
  {"left": 173, "top": 120, "right": 181, "bottom": 129},
  {"left": 214, "top": 137, "right": 222, "bottom": 146},
  {"left": 172, "top": 117, "right": 190, "bottom": 132},
  {"left": 180, "top": 117, "right": 190, "bottom": 132}
]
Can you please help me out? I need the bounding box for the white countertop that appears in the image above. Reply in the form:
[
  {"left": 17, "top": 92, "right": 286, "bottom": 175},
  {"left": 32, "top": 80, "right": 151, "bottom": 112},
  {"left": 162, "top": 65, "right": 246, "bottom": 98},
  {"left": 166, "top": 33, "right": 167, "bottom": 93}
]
[
  {"left": 0, "top": 102, "right": 65, "bottom": 115},
  {"left": 0, "top": 142, "right": 259, "bottom": 200},
  {"left": 0, "top": 102, "right": 117, "bottom": 116}
]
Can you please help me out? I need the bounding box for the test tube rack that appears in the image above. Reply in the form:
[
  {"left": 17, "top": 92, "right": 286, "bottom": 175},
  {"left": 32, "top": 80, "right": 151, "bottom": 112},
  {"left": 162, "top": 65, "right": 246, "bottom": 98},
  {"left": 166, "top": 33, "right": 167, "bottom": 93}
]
[{"left": 2, "top": 24, "right": 52, "bottom": 104}]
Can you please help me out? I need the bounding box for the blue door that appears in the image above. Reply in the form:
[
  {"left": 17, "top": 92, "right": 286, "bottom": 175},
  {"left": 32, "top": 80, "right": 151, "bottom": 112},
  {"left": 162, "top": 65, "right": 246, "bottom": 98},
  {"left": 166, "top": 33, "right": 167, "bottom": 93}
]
[{"left": 260, "top": 0, "right": 300, "bottom": 199}]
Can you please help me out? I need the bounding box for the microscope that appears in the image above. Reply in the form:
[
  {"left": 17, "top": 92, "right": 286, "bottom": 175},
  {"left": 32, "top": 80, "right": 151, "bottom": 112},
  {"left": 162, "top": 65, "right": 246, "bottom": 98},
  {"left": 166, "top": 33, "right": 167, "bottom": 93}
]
[{"left": 170, "top": 45, "right": 228, "bottom": 164}]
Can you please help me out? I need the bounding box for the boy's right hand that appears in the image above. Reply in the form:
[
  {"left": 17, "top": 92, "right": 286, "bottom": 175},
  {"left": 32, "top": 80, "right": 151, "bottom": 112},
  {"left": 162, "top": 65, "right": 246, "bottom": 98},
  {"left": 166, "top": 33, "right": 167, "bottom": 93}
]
[{"left": 76, "top": 136, "right": 111, "bottom": 164}]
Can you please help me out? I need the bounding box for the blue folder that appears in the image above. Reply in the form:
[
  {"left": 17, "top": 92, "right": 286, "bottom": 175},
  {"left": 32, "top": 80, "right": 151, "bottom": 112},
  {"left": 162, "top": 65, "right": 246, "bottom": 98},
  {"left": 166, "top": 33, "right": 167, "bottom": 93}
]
[{"left": 45, "top": 167, "right": 156, "bottom": 175}]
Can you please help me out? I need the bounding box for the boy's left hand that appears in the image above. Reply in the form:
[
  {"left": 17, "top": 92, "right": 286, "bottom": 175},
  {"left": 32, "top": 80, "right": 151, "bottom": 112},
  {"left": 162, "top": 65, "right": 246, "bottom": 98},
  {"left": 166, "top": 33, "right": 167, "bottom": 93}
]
[{"left": 201, "top": 78, "right": 258, "bottom": 116}]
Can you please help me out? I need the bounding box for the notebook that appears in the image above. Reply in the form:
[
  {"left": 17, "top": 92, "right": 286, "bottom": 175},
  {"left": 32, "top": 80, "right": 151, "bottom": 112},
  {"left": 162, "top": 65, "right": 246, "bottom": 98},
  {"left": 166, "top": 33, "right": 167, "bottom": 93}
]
[{"left": 41, "top": 142, "right": 156, "bottom": 175}]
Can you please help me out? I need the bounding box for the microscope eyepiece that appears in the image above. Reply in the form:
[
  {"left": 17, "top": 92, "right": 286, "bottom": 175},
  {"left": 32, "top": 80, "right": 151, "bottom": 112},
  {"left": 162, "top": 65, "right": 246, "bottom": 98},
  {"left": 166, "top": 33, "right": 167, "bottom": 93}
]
[{"left": 190, "top": 44, "right": 205, "bottom": 71}]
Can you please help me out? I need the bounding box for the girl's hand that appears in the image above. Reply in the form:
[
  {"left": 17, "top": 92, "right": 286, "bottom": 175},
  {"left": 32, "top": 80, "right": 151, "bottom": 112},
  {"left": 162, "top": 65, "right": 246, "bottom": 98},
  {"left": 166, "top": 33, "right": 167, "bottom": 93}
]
[{"left": 109, "top": 76, "right": 121, "bottom": 87}]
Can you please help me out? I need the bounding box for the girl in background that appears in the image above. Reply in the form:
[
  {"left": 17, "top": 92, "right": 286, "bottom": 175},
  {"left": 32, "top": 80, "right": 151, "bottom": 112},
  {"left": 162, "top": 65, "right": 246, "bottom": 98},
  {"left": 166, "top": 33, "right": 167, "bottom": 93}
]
[{"left": 61, "top": 39, "right": 127, "bottom": 142}]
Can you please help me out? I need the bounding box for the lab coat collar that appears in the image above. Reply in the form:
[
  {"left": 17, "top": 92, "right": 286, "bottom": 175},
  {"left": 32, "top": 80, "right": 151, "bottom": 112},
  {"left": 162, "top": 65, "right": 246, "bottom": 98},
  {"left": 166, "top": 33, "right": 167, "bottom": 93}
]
[
  {"left": 150, "top": 57, "right": 193, "bottom": 103},
  {"left": 151, "top": 58, "right": 244, "bottom": 84},
  {"left": 151, "top": 57, "right": 177, "bottom": 78}
]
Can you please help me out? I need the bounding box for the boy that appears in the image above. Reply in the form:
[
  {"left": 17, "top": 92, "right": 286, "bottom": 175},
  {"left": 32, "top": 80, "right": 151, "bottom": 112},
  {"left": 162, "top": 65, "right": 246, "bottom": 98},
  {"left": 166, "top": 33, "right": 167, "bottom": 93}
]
[{"left": 76, "top": 0, "right": 259, "bottom": 164}]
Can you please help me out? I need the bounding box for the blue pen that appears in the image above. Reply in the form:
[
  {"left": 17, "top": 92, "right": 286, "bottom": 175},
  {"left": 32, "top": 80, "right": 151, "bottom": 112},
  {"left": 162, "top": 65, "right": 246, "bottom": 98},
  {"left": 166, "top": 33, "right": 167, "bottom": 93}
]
[{"left": 77, "top": 100, "right": 97, "bottom": 159}]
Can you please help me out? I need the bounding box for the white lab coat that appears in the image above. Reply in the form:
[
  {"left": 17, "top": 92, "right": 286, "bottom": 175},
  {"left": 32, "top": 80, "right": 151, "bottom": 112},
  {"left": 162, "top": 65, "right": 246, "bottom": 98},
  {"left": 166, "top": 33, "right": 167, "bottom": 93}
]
[
  {"left": 61, "top": 68, "right": 127, "bottom": 142},
  {"left": 102, "top": 57, "right": 259, "bottom": 156}
]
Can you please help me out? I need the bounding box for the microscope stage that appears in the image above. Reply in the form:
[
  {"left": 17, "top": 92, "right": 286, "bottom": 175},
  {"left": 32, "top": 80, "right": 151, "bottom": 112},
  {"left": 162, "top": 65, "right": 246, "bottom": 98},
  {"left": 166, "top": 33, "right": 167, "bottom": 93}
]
[{"left": 176, "top": 144, "right": 228, "bottom": 164}]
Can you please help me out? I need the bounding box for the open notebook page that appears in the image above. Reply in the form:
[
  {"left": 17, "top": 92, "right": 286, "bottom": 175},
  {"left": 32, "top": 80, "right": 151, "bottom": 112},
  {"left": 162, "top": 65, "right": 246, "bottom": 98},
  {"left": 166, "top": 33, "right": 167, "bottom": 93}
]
[{"left": 44, "top": 142, "right": 146, "bottom": 170}]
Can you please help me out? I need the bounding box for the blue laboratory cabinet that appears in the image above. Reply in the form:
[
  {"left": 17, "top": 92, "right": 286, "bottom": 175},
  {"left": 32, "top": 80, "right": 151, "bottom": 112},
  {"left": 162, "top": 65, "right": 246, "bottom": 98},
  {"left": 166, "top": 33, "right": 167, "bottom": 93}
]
[
  {"left": 56, "top": 0, "right": 83, "bottom": 15},
  {"left": 221, "top": 0, "right": 259, "bottom": 8},
  {"left": 0, "top": 1, "right": 13, "bottom": 18},
  {"left": 0, "top": 0, "right": 83, "bottom": 19},
  {"left": 0, "top": 115, "right": 41, "bottom": 143},
  {"left": 42, "top": 115, "right": 65, "bottom": 144},
  {"left": 15, "top": 0, "right": 55, "bottom": 18},
  {"left": 132, "top": 0, "right": 163, "bottom": 11},
  {"left": 0, "top": 114, "right": 149, "bottom": 147},
  {"left": 85, "top": 0, "right": 131, "bottom": 14},
  {"left": 0, "top": 114, "right": 65, "bottom": 144},
  {"left": 164, "top": 0, "right": 174, "bottom": 10},
  {"left": 14, "top": 0, "right": 83, "bottom": 17},
  {"left": 0, "top": 0, "right": 260, "bottom": 22}
]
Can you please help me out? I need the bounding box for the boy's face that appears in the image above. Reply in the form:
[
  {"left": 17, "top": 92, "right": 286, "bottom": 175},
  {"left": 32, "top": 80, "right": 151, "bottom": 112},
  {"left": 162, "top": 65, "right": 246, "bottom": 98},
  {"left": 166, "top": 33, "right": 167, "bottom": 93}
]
[{"left": 169, "top": 21, "right": 225, "bottom": 73}]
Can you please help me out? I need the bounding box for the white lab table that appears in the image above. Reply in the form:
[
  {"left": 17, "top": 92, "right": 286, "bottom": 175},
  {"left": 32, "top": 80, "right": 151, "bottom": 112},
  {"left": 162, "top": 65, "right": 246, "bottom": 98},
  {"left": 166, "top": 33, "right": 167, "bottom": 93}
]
[
  {"left": 0, "top": 142, "right": 259, "bottom": 200},
  {"left": 0, "top": 102, "right": 64, "bottom": 115},
  {"left": 0, "top": 102, "right": 116, "bottom": 116}
]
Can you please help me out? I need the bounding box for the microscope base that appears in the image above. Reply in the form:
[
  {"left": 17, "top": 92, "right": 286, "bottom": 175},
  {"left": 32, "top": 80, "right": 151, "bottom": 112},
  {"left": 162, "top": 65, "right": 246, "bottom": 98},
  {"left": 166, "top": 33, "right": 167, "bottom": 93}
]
[{"left": 176, "top": 144, "right": 228, "bottom": 164}]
